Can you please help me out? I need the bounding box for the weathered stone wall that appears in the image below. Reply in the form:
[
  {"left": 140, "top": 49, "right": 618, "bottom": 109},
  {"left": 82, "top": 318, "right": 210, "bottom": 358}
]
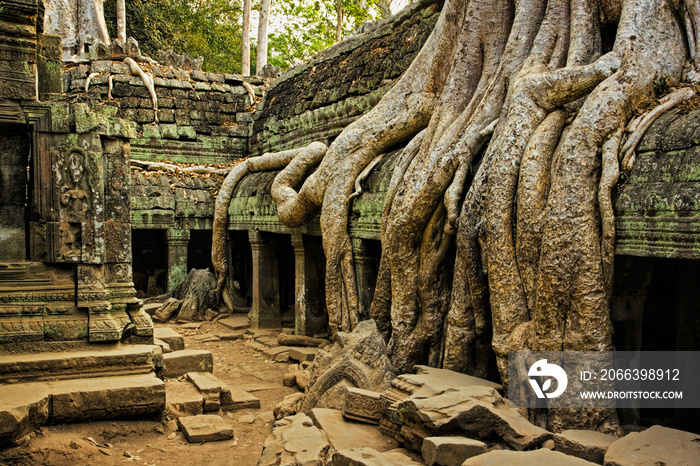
[
  {"left": 615, "top": 107, "right": 700, "bottom": 259},
  {"left": 62, "top": 60, "right": 265, "bottom": 165},
  {"left": 249, "top": 0, "right": 440, "bottom": 155}
]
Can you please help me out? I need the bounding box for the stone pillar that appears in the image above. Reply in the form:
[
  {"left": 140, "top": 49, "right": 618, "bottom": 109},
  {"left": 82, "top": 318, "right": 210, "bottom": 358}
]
[
  {"left": 292, "top": 233, "right": 327, "bottom": 336},
  {"left": 166, "top": 229, "right": 190, "bottom": 291},
  {"left": 249, "top": 230, "right": 281, "bottom": 328},
  {"left": 352, "top": 238, "right": 380, "bottom": 321}
]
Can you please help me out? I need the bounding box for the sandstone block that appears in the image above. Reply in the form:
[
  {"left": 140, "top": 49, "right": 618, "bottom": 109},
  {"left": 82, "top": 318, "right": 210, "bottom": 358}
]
[
  {"left": 554, "top": 429, "right": 616, "bottom": 464},
  {"left": 310, "top": 408, "right": 397, "bottom": 452},
  {"left": 343, "top": 387, "right": 384, "bottom": 424},
  {"left": 331, "top": 447, "right": 423, "bottom": 466},
  {"left": 462, "top": 449, "right": 597, "bottom": 465},
  {"left": 221, "top": 387, "right": 260, "bottom": 411},
  {"left": 161, "top": 350, "right": 213, "bottom": 378},
  {"left": 50, "top": 373, "right": 165, "bottom": 422},
  {"left": 154, "top": 327, "right": 185, "bottom": 351},
  {"left": 165, "top": 380, "right": 204, "bottom": 416},
  {"left": 258, "top": 413, "right": 331, "bottom": 466},
  {"left": 289, "top": 347, "right": 318, "bottom": 362},
  {"left": 421, "top": 436, "right": 488, "bottom": 466},
  {"left": 186, "top": 372, "right": 228, "bottom": 412},
  {"left": 604, "top": 425, "right": 700, "bottom": 466},
  {"left": 0, "top": 382, "right": 50, "bottom": 444},
  {"left": 178, "top": 414, "right": 233, "bottom": 443}
]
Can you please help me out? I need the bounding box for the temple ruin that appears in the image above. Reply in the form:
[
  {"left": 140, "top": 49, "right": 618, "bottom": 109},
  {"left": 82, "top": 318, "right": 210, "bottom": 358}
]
[{"left": 1, "top": 0, "right": 700, "bottom": 464}]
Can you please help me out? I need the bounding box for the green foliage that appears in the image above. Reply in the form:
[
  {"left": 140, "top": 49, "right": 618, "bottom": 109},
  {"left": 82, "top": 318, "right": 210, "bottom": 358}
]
[
  {"left": 104, "top": 0, "right": 243, "bottom": 73},
  {"left": 268, "top": 0, "right": 384, "bottom": 70}
]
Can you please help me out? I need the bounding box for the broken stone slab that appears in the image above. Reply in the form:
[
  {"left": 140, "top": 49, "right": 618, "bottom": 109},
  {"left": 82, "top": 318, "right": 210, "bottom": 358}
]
[
  {"left": 218, "top": 315, "right": 251, "bottom": 331},
  {"left": 258, "top": 413, "right": 332, "bottom": 466},
  {"left": 186, "top": 372, "right": 229, "bottom": 412},
  {"left": 330, "top": 447, "right": 424, "bottom": 466},
  {"left": 395, "top": 384, "right": 551, "bottom": 450},
  {"left": 221, "top": 387, "right": 260, "bottom": 411},
  {"left": 165, "top": 379, "right": 204, "bottom": 416},
  {"left": 311, "top": 408, "right": 398, "bottom": 452},
  {"left": 50, "top": 373, "right": 165, "bottom": 423},
  {"left": 244, "top": 340, "right": 268, "bottom": 353},
  {"left": 277, "top": 333, "right": 328, "bottom": 347},
  {"left": 289, "top": 347, "right": 319, "bottom": 362},
  {"left": 153, "top": 298, "right": 181, "bottom": 323},
  {"left": 178, "top": 414, "right": 233, "bottom": 443},
  {"left": 399, "top": 365, "right": 502, "bottom": 393},
  {"left": 255, "top": 335, "right": 279, "bottom": 347},
  {"left": 554, "top": 429, "right": 617, "bottom": 464},
  {"left": 274, "top": 393, "right": 306, "bottom": 420},
  {"left": 154, "top": 338, "right": 173, "bottom": 353},
  {"left": 161, "top": 350, "right": 213, "bottom": 378},
  {"left": 215, "top": 331, "right": 245, "bottom": 341},
  {"left": 462, "top": 449, "right": 598, "bottom": 465},
  {"left": 0, "top": 344, "right": 163, "bottom": 383},
  {"left": 263, "top": 346, "right": 291, "bottom": 360},
  {"left": 179, "top": 322, "right": 202, "bottom": 330},
  {"left": 192, "top": 333, "right": 221, "bottom": 343},
  {"left": 343, "top": 387, "right": 384, "bottom": 424},
  {"left": 0, "top": 382, "right": 50, "bottom": 444},
  {"left": 153, "top": 327, "right": 185, "bottom": 351},
  {"left": 604, "top": 425, "right": 700, "bottom": 466},
  {"left": 141, "top": 302, "right": 162, "bottom": 317},
  {"left": 422, "top": 436, "right": 488, "bottom": 466}
]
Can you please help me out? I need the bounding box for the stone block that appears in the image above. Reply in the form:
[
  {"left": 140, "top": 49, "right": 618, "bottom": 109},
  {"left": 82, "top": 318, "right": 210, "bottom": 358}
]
[
  {"left": 331, "top": 447, "right": 423, "bottom": 466},
  {"left": 263, "top": 346, "right": 291, "bottom": 359},
  {"left": 142, "top": 303, "right": 161, "bottom": 317},
  {"left": 462, "top": 449, "right": 597, "bottom": 465},
  {"left": 154, "top": 338, "right": 173, "bottom": 353},
  {"left": 342, "top": 387, "right": 384, "bottom": 424},
  {"left": 218, "top": 315, "right": 250, "bottom": 331},
  {"left": 421, "top": 436, "right": 488, "bottom": 466},
  {"left": 161, "top": 350, "right": 213, "bottom": 378},
  {"left": 178, "top": 415, "right": 233, "bottom": 443},
  {"left": 186, "top": 372, "right": 227, "bottom": 412},
  {"left": 50, "top": 373, "right": 165, "bottom": 422},
  {"left": 160, "top": 124, "right": 180, "bottom": 140},
  {"left": 310, "top": 408, "right": 398, "bottom": 452},
  {"left": 221, "top": 387, "right": 260, "bottom": 411},
  {"left": 604, "top": 425, "right": 700, "bottom": 466},
  {"left": 153, "top": 326, "right": 185, "bottom": 351},
  {"left": 165, "top": 379, "right": 204, "bottom": 416},
  {"left": 256, "top": 335, "right": 279, "bottom": 347},
  {"left": 0, "top": 382, "right": 50, "bottom": 444},
  {"left": 554, "top": 429, "right": 616, "bottom": 464},
  {"left": 178, "top": 126, "right": 197, "bottom": 140},
  {"left": 289, "top": 347, "right": 318, "bottom": 362}
]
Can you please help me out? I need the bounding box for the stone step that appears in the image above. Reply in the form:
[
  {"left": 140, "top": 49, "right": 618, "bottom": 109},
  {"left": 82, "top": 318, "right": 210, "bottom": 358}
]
[
  {"left": 50, "top": 373, "right": 165, "bottom": 423},
  {"left": 0, "top": 344, "right": 163, "bottom": 383},
  {"left": 153, "top": 327, "right": 185, "bottom": 351},
  {"left": 288, "top": 347, "right": 318, "bottom": 362},
  {"left": 178, "top": 414, "right": 233, "bottom": 443},
  {"left": 161, "top": 349, "right": 213, "bottom": 378},
  {"left": 0, "top": 382, "right": 50, "bottom": 444},
  {"left": 217, "top": 315, "right": 251, "bottom": 331}
]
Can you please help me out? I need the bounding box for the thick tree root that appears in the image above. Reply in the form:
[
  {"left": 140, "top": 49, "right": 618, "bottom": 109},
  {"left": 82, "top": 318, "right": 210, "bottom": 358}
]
[{"left": 125, "top": 57, "right": 159, "bottom": 124}]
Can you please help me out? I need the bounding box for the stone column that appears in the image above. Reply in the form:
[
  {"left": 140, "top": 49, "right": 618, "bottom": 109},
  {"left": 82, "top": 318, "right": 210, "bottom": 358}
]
[
  {"left": 249, "top": 230, "right": 281, "bottom": 328},
  {"left": 292, "top": 233, "right": 327, "bottom": 336},
  {"left": 166, "top": 229, "right": 190, "bottom": 291},
  {"left": 352, "top": 238, "right": 380, "bottom": 321}
]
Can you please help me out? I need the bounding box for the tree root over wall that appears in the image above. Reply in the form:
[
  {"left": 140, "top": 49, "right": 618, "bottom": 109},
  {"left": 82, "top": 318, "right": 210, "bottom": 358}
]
[{"left": 201, "top": 0, "right": 700, "bottom": 433}]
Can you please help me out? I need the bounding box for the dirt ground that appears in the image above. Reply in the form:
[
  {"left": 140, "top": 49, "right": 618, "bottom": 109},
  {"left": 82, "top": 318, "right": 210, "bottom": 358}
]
[{"left": 0, "top": 321, "right": 299, "bottom": 466}]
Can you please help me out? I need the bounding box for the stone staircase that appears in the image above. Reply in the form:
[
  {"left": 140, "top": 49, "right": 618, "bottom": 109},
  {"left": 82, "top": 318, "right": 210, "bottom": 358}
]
[{"left": 0, "top": 326, "right": 260, "bottom": 445}]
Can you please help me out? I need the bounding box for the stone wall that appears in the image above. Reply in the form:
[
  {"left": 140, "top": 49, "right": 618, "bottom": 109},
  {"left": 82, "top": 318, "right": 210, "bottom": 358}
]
[{"left": 62, "top": 60, "right": 265, "bottom": 165}]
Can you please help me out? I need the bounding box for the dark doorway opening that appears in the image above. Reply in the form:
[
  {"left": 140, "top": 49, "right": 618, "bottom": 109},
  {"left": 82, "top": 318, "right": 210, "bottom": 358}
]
[
  {"left": 188, "top": 230, "right": 214, "bottom": 272},
  {"left": 132, "top": 229, "right": 167, "bottom": 297}
]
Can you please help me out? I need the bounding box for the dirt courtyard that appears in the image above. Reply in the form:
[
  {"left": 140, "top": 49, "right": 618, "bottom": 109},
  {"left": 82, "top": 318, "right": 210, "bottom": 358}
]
[{"left": 0, "top": 321, "right": 299, "bottom": 466}]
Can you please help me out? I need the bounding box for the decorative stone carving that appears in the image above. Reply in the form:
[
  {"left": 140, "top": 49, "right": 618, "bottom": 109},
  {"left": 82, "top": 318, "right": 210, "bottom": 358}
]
[{"left": 342, "top": 387, "right": 384, "bottom": 424}]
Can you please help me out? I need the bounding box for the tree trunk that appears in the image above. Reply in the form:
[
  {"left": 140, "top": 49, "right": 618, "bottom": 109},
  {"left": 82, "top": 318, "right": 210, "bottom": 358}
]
[
  {"left": 336, "top": 2, "right": 344, "bottom": 43},
  {"left": 242, "top": 0, "right": 251, "bottom": 76},
  {"left": 256, "top": 0, "right": 271, "bottom": 75},
  {"left": 116, "top": 0, "right": 126, "bottom": 42}
]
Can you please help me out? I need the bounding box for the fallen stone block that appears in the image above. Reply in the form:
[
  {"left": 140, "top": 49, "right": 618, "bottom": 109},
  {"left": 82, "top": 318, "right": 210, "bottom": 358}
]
[
  {"left": 50, "top": 373, "right": 165, "bottom": 422},
  {"left": 554, "top": 429, "right": 616, "bottom": 464},
  {"left": 462, "top": 449, "right": 597, "bottom": 465},
  {"left": 141, "top": 302, "right": 162, "bottom": 317},
  {"left": 165, "top": 379, "right": 204, "bottom": 416},
  {"left": 161, "top": 350, "right": 213, "bottom": 378},
  {"left": 215, "top": 331, "right": 245, "bottom": 341},
  {"left": 604, "top": 425, "right": 700, "bottom": 466},
  {"left": 186, "top": 372, "right": 227, "bottom": 411},
  {"left": 277, "top": 333, "right": 327, "bottom": 347},
  {"left": 289, "top": 347, "right": 318, "bottom": 362},
  {"left": 244, "top": 340, "right": 268, "bottom": 352},
  {"left": 256, "top": 335, "right": 279, "bottom": 347},
  {"left": 218, "top": 315, "right": 250, "bottom": 331},
  {"left": 153, "top": 338, "right": 173, "bottom": 353},
  {"left": 295, "top": 369, "right": 311, "bottom": 391},
  {"left": 343, "top": 387, "right": 384, "bottom": 424},
  {"left": 311, "top": 408, "right": 398, "bottom": 452},
  {"left": 0, "top": 382, "right": 50, "bottom": 444},
  {"left": 274, "top": 393, "right": 305, "bottom": 420},
  {"left": 422, "top": 436, "right": 488, "bottom": 466},
  {"left": 153, "top": 298, "right": 181, "bottom": 323},
  {"left": 178, "top": 414, "right": 233, "bottom": 443},
  {"left": 192, "top": 333, "right": 221, "bottom": 343},
  {"left": 331, "top": 447, "right": 423, "bottom": 466},
  {"left": 263, "top": 346, "right": 291, "bottom": 360},
  {"left": 180, "top": 322, "right": 201, "bottom": 330},
  {"left": 154, "top": 327, "right": 185, "bottom": 351},
  {"left": 221, "top": 387, "right": 260, "bottom": 411},
  {"left": 258, "top": 413, "right": 331, "bottom": 466}
]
